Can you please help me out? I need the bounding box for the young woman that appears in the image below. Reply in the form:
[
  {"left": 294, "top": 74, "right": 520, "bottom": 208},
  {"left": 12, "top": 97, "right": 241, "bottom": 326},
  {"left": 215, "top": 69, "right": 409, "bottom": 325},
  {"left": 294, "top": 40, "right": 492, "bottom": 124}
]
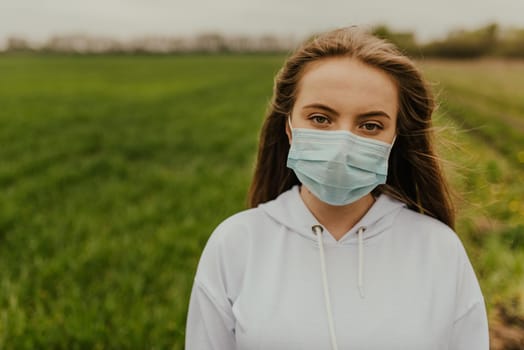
[{"left": 185, "top": 27, "right": 489, "bottom": 349}]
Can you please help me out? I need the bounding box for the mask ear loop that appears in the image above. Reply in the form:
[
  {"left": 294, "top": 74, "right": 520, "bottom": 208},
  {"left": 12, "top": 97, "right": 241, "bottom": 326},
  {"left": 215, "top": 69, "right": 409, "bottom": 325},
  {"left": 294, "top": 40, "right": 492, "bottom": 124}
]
[{"left": 287, "top": 115, "right": 295, "bottom": 140}]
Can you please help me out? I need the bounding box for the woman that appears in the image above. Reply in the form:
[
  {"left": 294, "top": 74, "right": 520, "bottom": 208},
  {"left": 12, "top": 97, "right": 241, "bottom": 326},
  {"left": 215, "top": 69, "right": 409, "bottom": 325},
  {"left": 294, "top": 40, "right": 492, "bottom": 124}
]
[{"left": 185, "top": 27, "right": 489, "bottom": 349}]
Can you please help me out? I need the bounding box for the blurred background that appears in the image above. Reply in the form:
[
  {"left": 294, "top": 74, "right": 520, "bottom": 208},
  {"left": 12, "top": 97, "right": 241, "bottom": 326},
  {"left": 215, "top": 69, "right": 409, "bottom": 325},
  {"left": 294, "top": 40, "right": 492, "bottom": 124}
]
[{"left": 0, "top": 0, "right": 523, "bottom": 349}]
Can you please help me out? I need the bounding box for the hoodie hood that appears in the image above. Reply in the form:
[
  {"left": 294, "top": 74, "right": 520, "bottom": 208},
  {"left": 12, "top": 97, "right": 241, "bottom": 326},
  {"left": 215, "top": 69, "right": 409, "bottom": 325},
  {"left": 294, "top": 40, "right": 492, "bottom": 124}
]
[{"left": 259, "top": 185, "right": 407, "bottom": 246}]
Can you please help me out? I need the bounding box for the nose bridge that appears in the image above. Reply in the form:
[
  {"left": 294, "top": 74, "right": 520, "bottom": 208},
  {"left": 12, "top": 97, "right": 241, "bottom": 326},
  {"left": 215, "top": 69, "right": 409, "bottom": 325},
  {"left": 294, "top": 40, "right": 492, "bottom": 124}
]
[{"left": 334, "top": 114, "right": 355, "bottom": 133}]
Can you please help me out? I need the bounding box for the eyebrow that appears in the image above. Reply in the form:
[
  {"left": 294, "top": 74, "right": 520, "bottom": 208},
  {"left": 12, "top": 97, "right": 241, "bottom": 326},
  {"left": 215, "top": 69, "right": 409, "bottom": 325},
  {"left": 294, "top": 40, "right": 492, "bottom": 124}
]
[
  {"left": 302, "top": 103, "right": 339, "bottom": 116},
  {"left": 357, "top": 111, "right": 391, "bottom": 120},
  {"left": 302, "top": 103, "right": 391, "bottom": 120}
]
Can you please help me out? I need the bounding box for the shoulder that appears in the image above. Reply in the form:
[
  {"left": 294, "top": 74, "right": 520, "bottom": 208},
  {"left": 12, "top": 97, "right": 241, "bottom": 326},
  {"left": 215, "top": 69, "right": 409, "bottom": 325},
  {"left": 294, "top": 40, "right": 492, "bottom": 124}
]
[
  {"left": 392, "top": 206, "right": 464, "bottom": 256},
  {"left": 193, "top": 207, "right": 270, "bottom": 298},
  {"left": 206, "top": 207, "right": 269, "bottom": 247},
  {"left": 393, "top": 207, "right": 484, "bottom": 297},
  {"left": 196, "top": 207, "right": 269, "bottom": 274},
  {"left": 393, "top": 208, "right": 482, "bottom": 296}
]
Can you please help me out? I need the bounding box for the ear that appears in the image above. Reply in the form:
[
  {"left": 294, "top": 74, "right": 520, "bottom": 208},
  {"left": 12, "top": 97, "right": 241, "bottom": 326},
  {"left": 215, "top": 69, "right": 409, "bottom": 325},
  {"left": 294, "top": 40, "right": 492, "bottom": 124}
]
[{"left": 285, "top": 116, "right": 292, "bottom": 145}]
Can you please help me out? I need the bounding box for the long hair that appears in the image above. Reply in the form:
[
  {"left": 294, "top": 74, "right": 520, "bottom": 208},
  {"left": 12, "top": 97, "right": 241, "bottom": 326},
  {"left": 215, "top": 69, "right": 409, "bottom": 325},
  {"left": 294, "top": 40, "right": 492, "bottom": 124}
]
[{"left": 247, "top": 27, "right": 455, "bottom": 229}]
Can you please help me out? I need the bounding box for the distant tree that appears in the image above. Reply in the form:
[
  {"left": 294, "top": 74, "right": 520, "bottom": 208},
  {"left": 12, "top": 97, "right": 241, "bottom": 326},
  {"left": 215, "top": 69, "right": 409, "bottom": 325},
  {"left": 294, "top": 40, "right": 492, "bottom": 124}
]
[
  {"left": 496, "top": 27, "right": 524, "bottom": 58},
  {"left": 258, "top": 35, "right": 283, "bottom": 52},
  {"left": 371, "top": 25, "right": 419, "bottom": 56},
  {"left": 6, "top": 36, "right": 32, "bottom": 51},
  {"left": 227, "top": 36, "right": 254, "bottom": 53},
  {"left": 42, "top": 34, "right": 123, "bottom": 53},
  {"left": 194, "top": 33, "right": 228, "bottom": 53},
  {"left": 422, "top": 23, "right": 499, "bottom": 58},
  {"left": 169, "top": 37, "right": 190, "bottom": 53}
]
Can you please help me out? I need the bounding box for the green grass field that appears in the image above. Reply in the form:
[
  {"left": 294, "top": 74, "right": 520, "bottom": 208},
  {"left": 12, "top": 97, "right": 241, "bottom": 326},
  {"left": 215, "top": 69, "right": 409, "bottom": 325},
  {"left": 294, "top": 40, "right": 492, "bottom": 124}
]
[{"left": 0, "top": 54, "right": 522, "bottom": 348}]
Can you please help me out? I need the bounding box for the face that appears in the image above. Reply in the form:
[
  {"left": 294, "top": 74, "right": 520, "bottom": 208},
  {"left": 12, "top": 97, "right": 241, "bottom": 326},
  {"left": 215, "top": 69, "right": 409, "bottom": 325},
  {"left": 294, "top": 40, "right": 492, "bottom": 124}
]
[{"left": 286, "top": 56, "right": 399, "bottom": 144}]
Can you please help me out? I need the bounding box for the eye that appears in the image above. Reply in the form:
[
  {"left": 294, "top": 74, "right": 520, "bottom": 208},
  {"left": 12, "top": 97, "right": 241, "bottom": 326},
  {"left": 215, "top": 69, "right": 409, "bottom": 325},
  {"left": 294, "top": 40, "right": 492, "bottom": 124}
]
[
  {"left": 309, "top": 114, "right": 330, "bottom": 125},
  {"left": 359, "top": 122, "right": 383, "bottom": 133}
]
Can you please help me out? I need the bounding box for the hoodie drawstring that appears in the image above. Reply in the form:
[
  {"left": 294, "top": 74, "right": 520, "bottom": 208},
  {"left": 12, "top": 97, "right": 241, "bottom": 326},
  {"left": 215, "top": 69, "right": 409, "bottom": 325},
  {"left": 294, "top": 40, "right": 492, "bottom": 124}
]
[
  {"left": 357, "top": 226, "right": 365, "bottom": 298},
  {"left": 312, "top": 225, "right": 339, "bottom": 350},
  {"left": 312, "top": 225, "right": 367, "bottom": 350}
]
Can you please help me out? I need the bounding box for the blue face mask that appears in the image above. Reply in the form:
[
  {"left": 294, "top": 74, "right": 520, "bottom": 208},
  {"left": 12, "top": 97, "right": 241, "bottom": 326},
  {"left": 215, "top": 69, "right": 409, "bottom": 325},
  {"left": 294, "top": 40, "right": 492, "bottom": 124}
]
[{"left": 286, "top": 119, "right": 395, "bottom": 206}]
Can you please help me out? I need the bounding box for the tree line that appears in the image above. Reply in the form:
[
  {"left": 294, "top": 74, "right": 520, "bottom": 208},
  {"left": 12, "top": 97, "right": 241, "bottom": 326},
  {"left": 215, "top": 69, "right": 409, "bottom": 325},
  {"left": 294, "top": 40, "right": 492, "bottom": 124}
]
[
  {"left": 4, "top": 33, "right": 295, "bottom": 55},
  {"left": 372, "top": 23, "right": 524, "bottom": 58},
  {"left": 4, "top": 23, "right": 524, "bottom": 58}
]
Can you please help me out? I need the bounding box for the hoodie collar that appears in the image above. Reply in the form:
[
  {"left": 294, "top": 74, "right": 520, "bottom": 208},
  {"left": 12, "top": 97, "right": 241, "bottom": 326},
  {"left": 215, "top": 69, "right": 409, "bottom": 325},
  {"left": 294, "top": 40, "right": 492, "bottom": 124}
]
[{"left": 259, "top": 185, "right": 406, "bottom": 246}]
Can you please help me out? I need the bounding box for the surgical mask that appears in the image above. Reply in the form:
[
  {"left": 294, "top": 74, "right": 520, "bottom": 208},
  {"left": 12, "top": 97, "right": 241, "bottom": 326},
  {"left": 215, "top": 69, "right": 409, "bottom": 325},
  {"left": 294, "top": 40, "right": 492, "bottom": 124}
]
[{"left": 286, "top": 119, "right": 395, "bottom": 206}]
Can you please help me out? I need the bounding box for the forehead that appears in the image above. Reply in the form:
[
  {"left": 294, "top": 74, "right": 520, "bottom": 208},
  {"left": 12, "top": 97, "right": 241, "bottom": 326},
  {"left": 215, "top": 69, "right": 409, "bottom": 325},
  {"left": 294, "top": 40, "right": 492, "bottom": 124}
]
[{"left": 295, "top": 56, "right": 399, "bottom": 113}]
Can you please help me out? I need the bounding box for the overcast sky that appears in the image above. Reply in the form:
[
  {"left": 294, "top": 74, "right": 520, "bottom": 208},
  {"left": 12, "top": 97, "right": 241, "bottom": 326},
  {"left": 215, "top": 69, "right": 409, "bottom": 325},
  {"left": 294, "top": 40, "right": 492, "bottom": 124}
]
[{"left": 1, "top": 0, "right": 524, "bottom": 47}]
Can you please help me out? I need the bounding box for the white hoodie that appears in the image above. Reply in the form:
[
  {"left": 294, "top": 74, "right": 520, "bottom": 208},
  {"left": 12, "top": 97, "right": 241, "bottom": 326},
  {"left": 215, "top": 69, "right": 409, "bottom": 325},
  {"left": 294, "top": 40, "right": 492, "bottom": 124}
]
[{"left": 185, "top": 186, "right": 489, "bottom": 349}]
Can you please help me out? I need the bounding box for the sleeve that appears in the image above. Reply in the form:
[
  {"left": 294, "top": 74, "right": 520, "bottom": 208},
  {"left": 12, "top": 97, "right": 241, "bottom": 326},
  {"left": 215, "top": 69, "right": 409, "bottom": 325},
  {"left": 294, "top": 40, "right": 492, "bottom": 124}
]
[
  {"left": 449, "top": 301, "right": 489, "bottom": 349},
  {"left": 185, "top": 279, "right": 236, "bottom": 350},
  {"left": 448, "top": 240, "right": 489, "bottom": 350},
  {"left": 185, "top": 218, "right": 245, "bottom": 350}
]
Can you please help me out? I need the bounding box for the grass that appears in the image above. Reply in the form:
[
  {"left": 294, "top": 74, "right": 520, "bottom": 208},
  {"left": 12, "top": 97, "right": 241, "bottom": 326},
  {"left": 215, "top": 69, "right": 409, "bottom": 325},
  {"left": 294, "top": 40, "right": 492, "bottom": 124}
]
[
  {"left": 423, "top": 60, "right": 524, "bottom": 342},
  {"left": 421, "top": 59, "right": 524, "bottom": 167},
  {"left": 0, "top": 54, "right": 279, "bottom": 348},
  {"left": 0, "top": 54, "right": 522, "bottom": 348}
]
